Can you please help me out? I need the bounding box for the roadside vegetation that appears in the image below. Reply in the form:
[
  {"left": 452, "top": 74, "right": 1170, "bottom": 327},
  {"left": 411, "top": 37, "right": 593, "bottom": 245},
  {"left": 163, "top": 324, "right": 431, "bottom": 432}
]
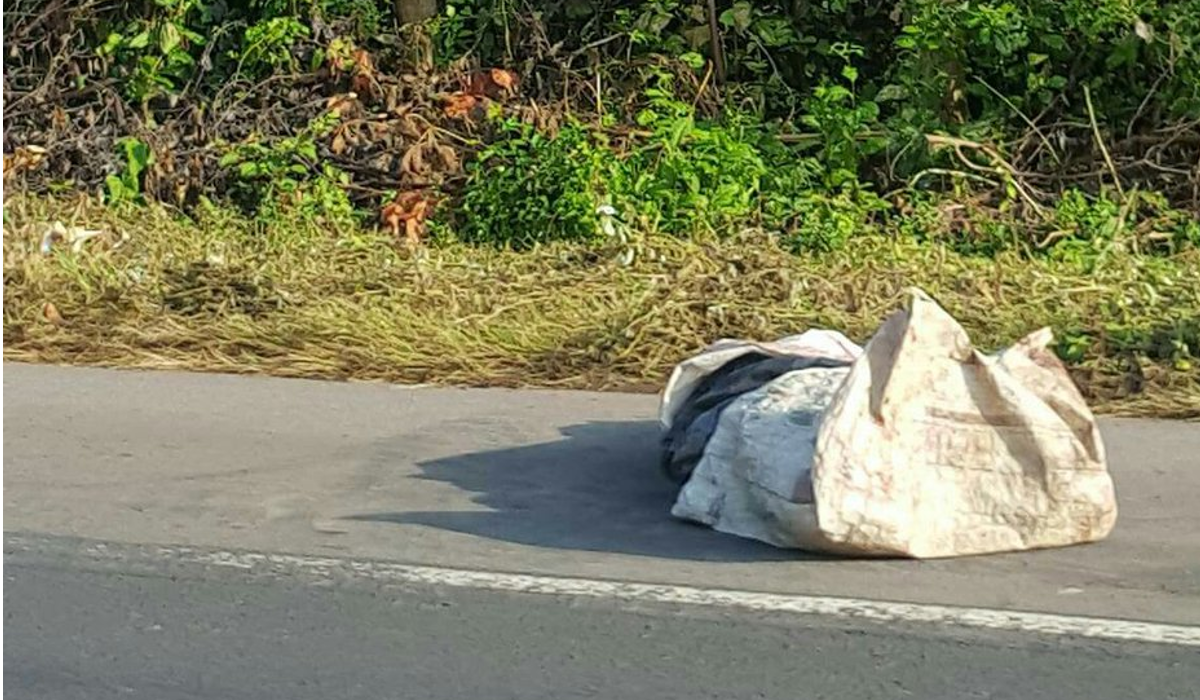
[{"left": 4, "top": 0, "right": 1198, "bottom": 417}]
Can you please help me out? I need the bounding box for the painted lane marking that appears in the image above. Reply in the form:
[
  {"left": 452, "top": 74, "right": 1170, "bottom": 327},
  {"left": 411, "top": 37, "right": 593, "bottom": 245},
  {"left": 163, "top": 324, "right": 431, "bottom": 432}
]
[{"left": 117, "top": 544, "right": 1200, "bottom": 648}]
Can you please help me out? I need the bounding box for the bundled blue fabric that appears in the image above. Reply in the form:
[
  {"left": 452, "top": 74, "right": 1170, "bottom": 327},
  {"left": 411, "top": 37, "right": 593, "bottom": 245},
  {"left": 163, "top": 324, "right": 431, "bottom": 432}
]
[{"left": 659, "top": 352, "right": 854, "bottom": 484}]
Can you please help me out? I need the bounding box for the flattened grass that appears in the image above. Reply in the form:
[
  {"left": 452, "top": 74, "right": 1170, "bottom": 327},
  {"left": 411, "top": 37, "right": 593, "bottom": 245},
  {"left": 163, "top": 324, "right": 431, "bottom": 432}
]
[{"left": 4, "top": 194, "right": 1197, "bottom": 418}]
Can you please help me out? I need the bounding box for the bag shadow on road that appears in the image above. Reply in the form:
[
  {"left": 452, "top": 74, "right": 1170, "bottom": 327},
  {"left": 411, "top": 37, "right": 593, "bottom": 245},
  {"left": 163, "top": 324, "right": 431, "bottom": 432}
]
[{"left": 344, "top": 420, "right": 827, "bottom": 562}]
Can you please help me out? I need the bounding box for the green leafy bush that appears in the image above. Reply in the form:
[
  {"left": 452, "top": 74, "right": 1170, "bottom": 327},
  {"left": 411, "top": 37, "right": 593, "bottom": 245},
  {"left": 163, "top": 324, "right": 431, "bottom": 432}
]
[
  {"left": 10, "top": 0, "right": 1200, "bottom": 257},
  {"left": 457, "top": 120, "right": 614, "bottom": 249},
  {"left": 887, "top": 0, "right": 1200, "bottom": 128},
  {"left": 95, "top": 0, "right": 207, "bottom": 105},
  {"left": 218, "top": 112, "right": 356, "bottom": 227},
  {"left": 616, "top": 86, "right": 770, "bottom": 236},
  {"left": 104, "top": 138, "right": 154, "bottom": 205},
  {"left": 239, "top": 16, "right": 310, "bottom": 76}
]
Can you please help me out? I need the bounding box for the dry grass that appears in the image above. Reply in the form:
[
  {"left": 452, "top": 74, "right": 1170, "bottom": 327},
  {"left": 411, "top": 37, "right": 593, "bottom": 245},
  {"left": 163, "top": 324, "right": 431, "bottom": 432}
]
[{"left": 4, "top": 194, "right": 1198, "bottom": 418}]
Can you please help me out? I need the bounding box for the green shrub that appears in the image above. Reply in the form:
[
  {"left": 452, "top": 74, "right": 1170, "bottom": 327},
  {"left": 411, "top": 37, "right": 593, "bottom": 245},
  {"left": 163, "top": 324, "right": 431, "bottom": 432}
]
[
  {"left": 218, "top": 112, "right": 357, "bottom": 228},
  {"left": 10, "top": 0, "right": 1200, "bottom": 257},
  {"left": 614, "top": 85, "right": 771, "bottom": 236},
  {"left": 457, "top": 73, "right": 888, "bottom": 250},
  {"left": 457, "top": 119, "right": 614, "bottom": 249},
  {"left": 239, "top": 16, "right": 310, "bottom": 76},
  {"left": 95, "top": 0, "right": 207, "bottom": 106},
  {"left": 103, "top": 138, "right": 154, "bottom": 206}
]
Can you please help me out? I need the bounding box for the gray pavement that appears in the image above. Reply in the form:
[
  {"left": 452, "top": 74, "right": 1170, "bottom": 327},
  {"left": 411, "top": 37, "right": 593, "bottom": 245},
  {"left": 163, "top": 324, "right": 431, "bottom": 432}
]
[
  {"left": 4, "top": 362, "right": 1198, "bottom": 622},
  {"left": 6, "top": 533, "right": 1199, "bottom": 700},
  {"left": 4, "top": 362, "right": 1200, "bottom": 699}
]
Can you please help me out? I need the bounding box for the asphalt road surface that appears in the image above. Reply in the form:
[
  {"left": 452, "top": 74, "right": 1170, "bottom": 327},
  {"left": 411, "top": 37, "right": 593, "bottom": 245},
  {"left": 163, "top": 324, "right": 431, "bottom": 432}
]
[{"left": 5, "top": 363, "right": 1200, "bottom": 699}]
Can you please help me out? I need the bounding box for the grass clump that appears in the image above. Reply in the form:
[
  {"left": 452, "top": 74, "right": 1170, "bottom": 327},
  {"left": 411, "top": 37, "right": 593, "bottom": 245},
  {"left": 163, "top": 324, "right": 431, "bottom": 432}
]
[
  {"left": 5, "top": 193, "right": 1198, "bottom": 419},
  {"left": 6, "top": 0, "right": 1200, "bottom": 424}
]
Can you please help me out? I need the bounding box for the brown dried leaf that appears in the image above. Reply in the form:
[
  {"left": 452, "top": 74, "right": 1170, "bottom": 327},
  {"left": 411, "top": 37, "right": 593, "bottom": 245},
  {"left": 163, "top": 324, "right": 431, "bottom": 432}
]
[
  {"left": 350, "top": 49, "right": 376, "bottom": 96},
  {"left": 405, "top": 210, "right": 425, "bottom": 246},
  {"left": 352, "top": 49, "right": 374, "bottom": 77},
  {"left": 369, "top": 121, "right": 392, "bottom": 140},
  {"left": 489, "top": 68, "right": 518, "bottom": 91},
  {"left": 42, "top": 301, "right": 65, "bottom": 326},
  {"left": 325, "top": 92, "right": 358, "bottom": 116},
  {"left": 51, "top": 107, "right": 68, "bottom": 132},
  {"left": 384, "top": 85, "right": 401, "bottom": 112},
  {"left": 4, "top": 145, "right": 48, "bottom": 181},
  {"left": 461, "top": 69, "right": 520, "bottom": 100},
  {"left": 380, "top": 191, "right": 435, "bottom": 246},
  {"left": 397, "top": 115, "right": 423, "bottom": 139},
  {"left": 400, "top": 144, "right": 426, "bottom": 176},
  {"left": 331, "top": 130, "right": 348, "bottom": 155},
  {"left": 381, "top": 201, "right": 404, "bottom": 237},
  {"left": 443, "top": 92, "right": 478, "bottom": 119},
  {"left": 434, "top": 144, "right": 460, "bottom": 172}
]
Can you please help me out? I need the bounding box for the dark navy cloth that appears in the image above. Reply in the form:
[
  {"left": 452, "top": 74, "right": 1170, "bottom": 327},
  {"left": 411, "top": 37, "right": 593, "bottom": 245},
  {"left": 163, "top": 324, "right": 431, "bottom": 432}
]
[{"left": 660, "top": 353, "right": 852, "bottom": 484}]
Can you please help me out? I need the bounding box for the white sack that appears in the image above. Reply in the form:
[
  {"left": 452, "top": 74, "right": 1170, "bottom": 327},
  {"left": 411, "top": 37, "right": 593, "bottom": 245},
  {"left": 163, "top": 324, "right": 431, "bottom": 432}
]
[
  {"left": 658, "top": 329, "right": 863, "bottom": 432},
  {"left": 666, "top": 288, "right": 1117, "bottom": 558}
]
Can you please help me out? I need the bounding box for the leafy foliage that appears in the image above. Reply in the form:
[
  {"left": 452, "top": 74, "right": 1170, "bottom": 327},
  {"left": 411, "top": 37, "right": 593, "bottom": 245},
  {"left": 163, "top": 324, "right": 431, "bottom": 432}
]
[
  {"left": 240, "top": 16, "right": 310, "bottom": 77},
  {"left": 103, "top": 138, "right": 154, "bottom": 205},
  {"left": 6, "top": 0, "right": 1200, "bottom": 255},
  {"left": 458, "top": 120, "right": 613, "bottom": 249},
  {"left": 218, "top": 112, "right": 356, "bottom": 227},
  {"left": 95, "top": 0, "right": 207, "bottom": 105}
]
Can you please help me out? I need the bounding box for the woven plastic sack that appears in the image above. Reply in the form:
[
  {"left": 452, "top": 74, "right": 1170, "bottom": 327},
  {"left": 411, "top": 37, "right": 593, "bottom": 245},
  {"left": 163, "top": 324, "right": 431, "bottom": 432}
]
[{"left": 666, "top": 289, "right": 1117, "bottom": 558}]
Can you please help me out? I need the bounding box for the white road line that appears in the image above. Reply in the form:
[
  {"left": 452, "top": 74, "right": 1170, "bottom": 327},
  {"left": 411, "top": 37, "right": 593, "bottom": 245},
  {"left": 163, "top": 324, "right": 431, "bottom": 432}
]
[{"left": 135, "top": 545, "right": 1200, "bottom": 648}]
